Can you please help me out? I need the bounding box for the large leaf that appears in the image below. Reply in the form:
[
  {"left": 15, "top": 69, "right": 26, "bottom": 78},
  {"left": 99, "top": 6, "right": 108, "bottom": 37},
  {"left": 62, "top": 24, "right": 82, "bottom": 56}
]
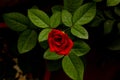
[
  {"left": 44, "top": 49, "right": 63, "bottom": 60},
  {"left": 38, "top": 28, "right": 52, "bottom": 42},
  {"left": 62, "top": 53, "right": 84, "bottom": 80},
  {"left": 18, "top": 30, "right": 37, "bottom": 54},
  {"left": 62, "top": 10, "right": 72, "bottom": 27},
  {"left": 64, "top": 0, "right": 83, "bottom": 13},
  {"left": 71, "top": 41, "right": 90, "bottom": 56},
  {"left": 50, "top": 11, "right": 61, "bottom": 28},
  {"left": 73, "top": 3, "right": 96, "bottom": 25},
  {"left": 107, "top": 0, "right": 120, "bottom": 6},
  {"left": 104, "top": 20, "right": 115, "bottom": 35},
  {"left": 71, "top": 25, "right": 88, "bottom": 39},
  {"left": 28, "top": 9, "right": 49, "bottom": 28},
  {"left": 3, "top": 12, "right": 29, "bottom": 31}
]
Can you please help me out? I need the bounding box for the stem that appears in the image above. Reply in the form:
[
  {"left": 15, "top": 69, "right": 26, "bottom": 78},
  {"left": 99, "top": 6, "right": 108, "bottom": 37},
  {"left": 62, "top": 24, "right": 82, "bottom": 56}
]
[{"left": 44, "top": 64, "right": 51, "bottom": 80}]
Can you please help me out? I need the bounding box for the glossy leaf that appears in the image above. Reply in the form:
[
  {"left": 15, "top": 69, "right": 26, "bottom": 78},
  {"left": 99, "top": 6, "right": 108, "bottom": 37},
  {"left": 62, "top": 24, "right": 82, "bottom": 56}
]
[
  {"left": 107, "top": 0, "right": 120, "bottom": 6},
  {"left": 28, "top": 9, "right": 49, "bottom": 28},
  {"left": 3, "top": 12, "right": 29, "bottom": 31},
  {"left": 62, "top": 10, "right": 72, "bottom": 27},
  {"left": 38, "top": 28, "right": 52, "bottom": 42},
  {"left": 71, "top": 25, "right": 88, "bottom": 39},
  {"left": 104, "top": 20, "right": 114, "bottom": 35},
  {"left": 62, "top": 53, "right": 84, "bottom": 80},
  {"left": 50, "top": 11, "right": 61, "bottom": 28},
  {"left": 18, "top": 30, "right": 37, "bottom": 54},
  {"left": 71, "top": 41, "right": 90, "bottom": 56},
  {"left": 73, "top": 3, "right": 96, "bottom": 25},
  {"left": 64, "top": 0, "right": 83, "bottom": 13},
  {"left": 44, "top": 49, "right": 63, "bottom": 60}
]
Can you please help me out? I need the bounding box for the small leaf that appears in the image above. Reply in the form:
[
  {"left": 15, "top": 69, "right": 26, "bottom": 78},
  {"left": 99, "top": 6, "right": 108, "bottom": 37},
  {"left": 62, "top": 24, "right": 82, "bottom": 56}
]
[
  {"left": 18, "top": 30, "right": 37, "bottom": 54},
  {"left": 62, "top": 53, "right": 84, "bottom": 80},
  {"left": 115, "top": 6, "right": 120, "bottom": 16},
  {"left": 3, "top": 12, "right": 29, "bottom": 31},
  {"left": 44, "top": 49, "right": 63, "bottom": 60},
  {"left": 62, "top": 10, "right": 72, "bottom": 27},
  {"left": 50, "top": 11, "right": 61, "bottom": 28},
  {"left": 73, "top": 3, "right": 96, "bottom": 25},
  {"left": 71, "top": 40, "right": 90, "bottom": 56},
  {"left": 71, "top": 25, "right": 88, "bottom": 39},
  {"left": 104, "top": 20, "right": 114, "bottom": 35},
  {"left": 38, "top": 28, "right": 52, "bottom": 42},
  {"left": 28, "top": 9, "right": 49, "bottom": 28},
  {"left": 107, "top": 0, "right": 120, "bottom": 6},
  {"left": 51, "top": 5, "right": 63, "bottom": 13},
  {"left": 64, "top": 0, "right": 83, "bottom": 13}
]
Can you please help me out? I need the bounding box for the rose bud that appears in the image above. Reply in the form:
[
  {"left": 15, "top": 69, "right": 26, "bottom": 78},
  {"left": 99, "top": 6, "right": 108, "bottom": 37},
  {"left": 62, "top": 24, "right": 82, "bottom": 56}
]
[{"left": 48, "top": 29, "right": 73, "bottom": 55}]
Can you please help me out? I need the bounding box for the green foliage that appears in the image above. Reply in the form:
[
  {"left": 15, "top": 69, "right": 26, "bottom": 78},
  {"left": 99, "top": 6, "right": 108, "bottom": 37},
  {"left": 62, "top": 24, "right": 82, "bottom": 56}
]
[
  {"left": 71, "top": 25, "right": 88, "bottom": 39},
  {"left": 51, "top": 5, "right": 63, "bottom": 13},
  {"left": 44, "top": 49, "right": 63, "bottom": 60},
  {"left": 71, "top": 41, "right": 90, "bottom": 56},
  {"left": 62, "top": 53, "right": 84, "bottom": 80},
  {"left": 73, "top": 3, "right": 96, "bottom": 25},
  {"left": 107, "top": 0, "right": 120, "bottom": 6},
  {"left": 18, "top": 30, "right": 37, "bottom": 53},
  {"left": 62, "top": 10, "right": 72, "bottom": 27},
  {"left": 50, "top": 11, "right": 61, "bottom": 28},
  {"left": 28, "top": 9, "right": 49, "bottom": 28},
  {"left": 38, "top": 28, "right": 52, "bottom": 42},
  {"left": 3, "top": 12, "right": 29, "bottom": 31},
  {"left": 64, "top": 0, "right": 83, "bottom": 13}
]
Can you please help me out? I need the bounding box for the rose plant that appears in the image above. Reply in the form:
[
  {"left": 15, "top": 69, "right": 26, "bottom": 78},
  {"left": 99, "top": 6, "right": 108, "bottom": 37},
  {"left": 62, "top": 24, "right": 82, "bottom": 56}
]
[{"left": 2, "top": 0, "right": 120, "bottom": 80}]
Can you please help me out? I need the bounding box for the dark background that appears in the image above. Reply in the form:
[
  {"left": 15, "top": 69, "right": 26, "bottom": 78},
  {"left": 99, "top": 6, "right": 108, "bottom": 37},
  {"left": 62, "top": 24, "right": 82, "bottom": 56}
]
[{"left": 0, "top": 0, "right": 120, "bottom": 80}]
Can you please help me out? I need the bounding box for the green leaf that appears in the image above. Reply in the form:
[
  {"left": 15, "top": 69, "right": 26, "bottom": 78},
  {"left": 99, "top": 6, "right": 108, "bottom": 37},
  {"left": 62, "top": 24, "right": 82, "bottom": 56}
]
[
  {"left": 51, "top": 5, "right": 63, "bottom": 13},
  {"left": 71, "top": 25, "right": 88, "bottom": 39},
  {"left": 73, "top": 3, "right": 96, "bottom": 25},
  {"left": 104, "top": 20, "right": 115, "bottom": 35},
  {"left": 44, "top": 49, "right": 63, "bottom": 60},
  {"left": 18, "top": 30, "right": 37, "bottom": 54},
  {"left": 62, "top": 10, "right": 72, "bottom": 27},
  {"left": 115, "top": 6, "right": 120, "bottom": 16},
  {"left": 38, "top": 28, "right": 52, "bottom": 42},
  {"left": 71, "top": 41, "right": 90, "bottom": 56},
  {"left": 28, "top": 9, "right": 49, "bottom": 28},
  {"left": 107, "top": 0, "right": 120, "bottom": 6},
  {"left": 50, "top": 11, "right": 61, "bottom": 28},
  {"left": 62, "top": 53, "right": 84, "bottom": 80},
  {"left": 64, "top": 0, "right": 83, "bottom": 13},
  {"left": 3, "top": 12, "right": 29, "bottom": 31}
]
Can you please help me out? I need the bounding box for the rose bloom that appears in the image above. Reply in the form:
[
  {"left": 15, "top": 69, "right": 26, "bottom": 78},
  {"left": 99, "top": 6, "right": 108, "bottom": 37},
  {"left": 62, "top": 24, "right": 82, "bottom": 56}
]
[{"left": 48, "top": 29, "right": 73, "bottom": 55}]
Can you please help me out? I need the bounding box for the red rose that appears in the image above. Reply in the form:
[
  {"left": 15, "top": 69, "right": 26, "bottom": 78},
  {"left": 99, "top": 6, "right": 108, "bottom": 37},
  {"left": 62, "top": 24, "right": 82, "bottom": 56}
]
[{"left": 48, "top": 29, "right": 73, "bottom": 55}]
